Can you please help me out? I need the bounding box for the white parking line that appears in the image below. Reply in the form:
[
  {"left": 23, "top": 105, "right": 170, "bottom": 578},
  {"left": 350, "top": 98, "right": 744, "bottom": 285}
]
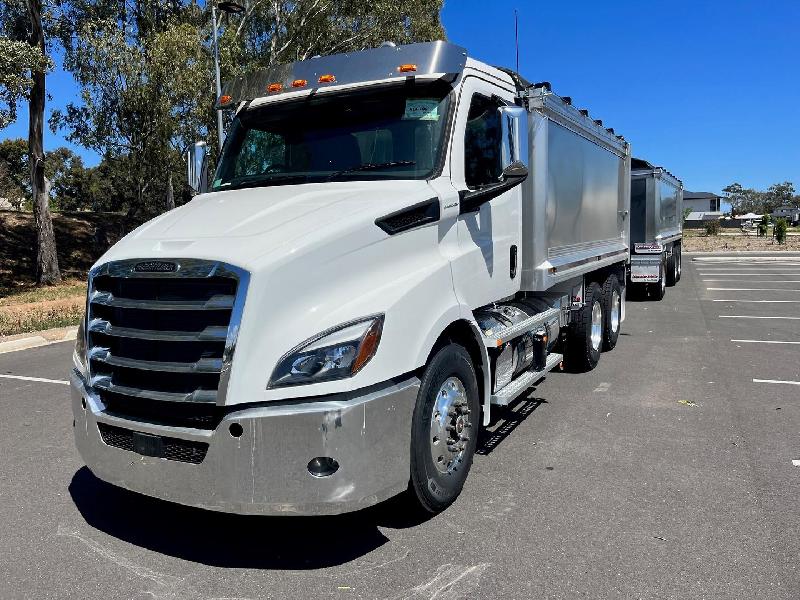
[
  {"left": 731, "top": 339, "right": 800, "bottom": 345},
  {"left": 720, "top": 315, "right": 800, "bottom": 320},
  {"left": 704, "top": 280, "right": 800, "bottom": 283},
  {"left": 698, "top": 272, "right": 800, "bottom": 275},
  {"left": 0, "top": 374, "right": 69, "bottom": 385},
  {"left": 753, "top": 378, "right": 800, "bottom": 386},
  {"left": 707, "top": 287, "right": 800, "bottom": 291},
  {"left": 712, "top": 299, "right": 800, "bottom": 304},
  {"left": 793, "top": 460, "right": 800, "bottom": 467}
]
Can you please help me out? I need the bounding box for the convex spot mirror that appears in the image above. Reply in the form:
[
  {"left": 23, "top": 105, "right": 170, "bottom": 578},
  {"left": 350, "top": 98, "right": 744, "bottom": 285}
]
[
  {"left": 499, "top": 105, "right": 529, "bottom": 172},
  {"left": 187, "top": 141, "right": 208, "bottom": 194}
]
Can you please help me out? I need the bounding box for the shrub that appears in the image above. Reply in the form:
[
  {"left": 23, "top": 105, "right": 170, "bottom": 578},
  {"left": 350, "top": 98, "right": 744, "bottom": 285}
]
[
  {"left": 705, "top": 220, "right": 721, "bottom": 236},
  {"left": 774, "top": 218, "right": 788, "bottom": 244}
]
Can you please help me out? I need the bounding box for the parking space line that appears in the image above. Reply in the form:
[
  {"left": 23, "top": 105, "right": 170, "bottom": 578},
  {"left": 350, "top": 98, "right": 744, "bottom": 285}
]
[
  {"left": 707, "top": 287, "right": 800, "bottom": 292},
  {"left": 793, "top": 460, "right": 800, "bottom": 467},
  {"left": 753, "top": 378, "right": 800, "bottom": 386},
  {"left": 731, "top": 339, "right": 800, "bottom": 345},
  {"left": 0, "top": 374, "right": 69, "bottom": 385},
  {"left": 720, "top": 315, "right": 800, "bottom": 320},
  {"left": 704, "top": 280, "right": 800, "bottom": 283},
  {"left": 712, "top": 299, "right": 800, "bottom": 303}
]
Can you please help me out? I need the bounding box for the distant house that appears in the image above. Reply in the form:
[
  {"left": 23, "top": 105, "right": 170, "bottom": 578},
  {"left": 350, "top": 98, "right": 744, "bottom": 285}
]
[
  {"left": 684, "top": 211, "right": 724, "bottom": 228},
  {"left": 684, "top": 191, "right": 722, "bottom": 212},
  {"left": 771, "top": 206, "right": 799, "bottom": 225}
]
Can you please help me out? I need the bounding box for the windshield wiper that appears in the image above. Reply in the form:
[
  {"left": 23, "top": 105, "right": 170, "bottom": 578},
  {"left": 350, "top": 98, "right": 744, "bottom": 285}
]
[
  {"left": 326, "top": 160, "right": 416, "bottom": 181},
  {"left": 214, "top": 174, "right": 309, "bottom": 191}
]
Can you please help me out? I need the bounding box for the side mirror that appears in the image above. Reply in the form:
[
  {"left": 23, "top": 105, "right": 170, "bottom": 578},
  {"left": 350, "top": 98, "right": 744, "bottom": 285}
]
[
  {"left": 187, "top": 141, "right": 208, "bottom": 194},
  {"left": 499, "top": 105, "right": 529, "bottom": 171}
]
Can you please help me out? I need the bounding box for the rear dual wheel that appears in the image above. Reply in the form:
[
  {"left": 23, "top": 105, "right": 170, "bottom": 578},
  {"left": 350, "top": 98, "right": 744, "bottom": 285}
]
[
  {"left": 566, "top": 281, "right": 604, "bottom": 372},
  {"left": 601, "top": 275, "right": 621, "bottom": 351}
]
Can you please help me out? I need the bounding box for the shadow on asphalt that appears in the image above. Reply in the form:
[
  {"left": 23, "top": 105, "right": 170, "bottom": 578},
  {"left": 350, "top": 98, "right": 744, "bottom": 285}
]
[
  {"left": 477, "top": 396, "right": 547, "bottom": 456},
  {"left": 68, "top": 467, "right": 432, "bottom": 569}
]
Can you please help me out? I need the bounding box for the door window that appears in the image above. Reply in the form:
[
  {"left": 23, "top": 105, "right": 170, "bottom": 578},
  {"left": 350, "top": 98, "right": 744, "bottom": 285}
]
[{"left": 464, "top": 94, "right": 503, "bottom": 188}]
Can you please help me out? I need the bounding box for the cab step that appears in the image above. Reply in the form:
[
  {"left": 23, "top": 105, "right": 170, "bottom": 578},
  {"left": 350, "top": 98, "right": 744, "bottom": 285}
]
[
  {"left": 481, "top": 306, "right": 562, "bottom": 348},
  {"left": 490, "top": 352, "right": 563, "bottom": 406}
]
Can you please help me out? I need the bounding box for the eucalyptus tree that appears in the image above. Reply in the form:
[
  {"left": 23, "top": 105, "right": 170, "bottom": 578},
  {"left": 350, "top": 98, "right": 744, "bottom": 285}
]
[{"left": 0, "top": 0, "right": 61, "bottom": 284}]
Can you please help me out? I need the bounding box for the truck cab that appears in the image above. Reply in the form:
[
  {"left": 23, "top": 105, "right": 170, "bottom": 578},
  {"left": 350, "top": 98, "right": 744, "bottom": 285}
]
[{"left": 72, "top": 41, "right": 630, "bottom": 515}]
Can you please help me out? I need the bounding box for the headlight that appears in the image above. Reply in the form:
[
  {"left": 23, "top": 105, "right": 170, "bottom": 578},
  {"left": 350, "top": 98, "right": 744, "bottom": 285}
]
[
  {"left": 73, "top": 315, "right": 88, "bottom": 377},
  {"left": 268, "top": 315, "right": 383, "bottom": 388}
]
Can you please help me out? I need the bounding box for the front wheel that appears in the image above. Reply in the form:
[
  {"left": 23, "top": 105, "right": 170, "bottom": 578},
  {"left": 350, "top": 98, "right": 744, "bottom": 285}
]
[{"left": 408, "top": 343, "right": 480, "bottom": 514}]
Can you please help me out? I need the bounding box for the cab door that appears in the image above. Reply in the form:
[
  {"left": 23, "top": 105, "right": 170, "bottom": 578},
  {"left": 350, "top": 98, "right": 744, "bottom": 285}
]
[{"left": 449, "top": 76, "right": 522, "bottom": 308}]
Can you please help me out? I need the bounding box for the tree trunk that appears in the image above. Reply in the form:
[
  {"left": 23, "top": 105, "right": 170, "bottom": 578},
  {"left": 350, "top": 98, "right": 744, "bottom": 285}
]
[
  {"left": 165, "top": 173, "right": 175, "bottom": 211},
  {"left": 28, "top": 0, "right": 61, "bottom": 285}
]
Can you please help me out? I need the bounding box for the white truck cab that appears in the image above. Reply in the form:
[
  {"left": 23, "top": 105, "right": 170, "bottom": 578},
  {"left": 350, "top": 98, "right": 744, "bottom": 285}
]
[{"left": 72, "top": 41, "right": 631, "bottom": 515}]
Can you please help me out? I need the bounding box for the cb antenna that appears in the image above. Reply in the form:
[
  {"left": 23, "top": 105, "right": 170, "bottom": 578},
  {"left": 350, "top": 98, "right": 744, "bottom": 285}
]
[{"left": 514, "top": 9, "right": 520, "bottom": 76}]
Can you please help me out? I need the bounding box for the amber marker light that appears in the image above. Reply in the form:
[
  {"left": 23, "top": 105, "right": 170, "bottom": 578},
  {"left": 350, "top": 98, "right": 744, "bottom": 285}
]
[
  {"left": 398, "top": 64, "right": 417, "bottom": 73},
  {"left": 318, "top": 74, "right": 336, "bottom": 83},
  {"left": 218, "top": 94, "right": 233, "bottom": 106},
  {"left": 352, "top": 318, "right": 383, "bottom": 375},
  {"left": 291, "top": 79, "right": 308, "bottom": 88},
  {"left": 267, "top": 83, "right": 283, "bottom": 93}
]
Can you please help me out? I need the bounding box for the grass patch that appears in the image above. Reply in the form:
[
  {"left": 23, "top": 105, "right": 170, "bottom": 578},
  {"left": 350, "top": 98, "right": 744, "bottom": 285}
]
[{"left": 0, "top": 280, "right": 86, "bottom": 337}]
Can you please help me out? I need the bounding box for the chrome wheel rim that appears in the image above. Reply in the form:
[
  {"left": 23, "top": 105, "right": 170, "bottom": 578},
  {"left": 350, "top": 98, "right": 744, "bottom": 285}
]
[
  {"left": 661, "top": 264, "right": 666, "bottom": 293},
  {"left": 677, "top": 251, "right": 681, "bottom": 276},
  {"left": 611, "top": 289, "right": 620, "bottom": 333},
  {"left": 590, "top": 301, "right": 603, "bottom": 351},
  {"left": 430, "top": 376, "right": 471, "bottom": 475}
]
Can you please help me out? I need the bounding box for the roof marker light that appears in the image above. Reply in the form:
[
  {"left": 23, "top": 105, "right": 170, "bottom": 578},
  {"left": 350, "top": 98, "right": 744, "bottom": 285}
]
[
  {"left": 291, "top": 79, "right": 308, "bottom": 88},
  {"left": 267, "top": 83, "right": 283, "bottom": 93},
  {"left": 318, "top": 74, "right": 336, "bottom": 83},
  {"left": 218, "top": 94, "right": 233, "bottom": 106},
  {"left": 398, "top": 64, "right": 417, "bottom": 73}
]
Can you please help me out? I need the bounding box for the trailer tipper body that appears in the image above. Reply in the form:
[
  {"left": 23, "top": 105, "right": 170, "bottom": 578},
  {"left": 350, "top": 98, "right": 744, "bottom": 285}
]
[
  {"left": 71, "top": 41, "right": 632, "bottom": 515},
  {"left": 628, "top": 158, "right": 684, "bottom": 300}
]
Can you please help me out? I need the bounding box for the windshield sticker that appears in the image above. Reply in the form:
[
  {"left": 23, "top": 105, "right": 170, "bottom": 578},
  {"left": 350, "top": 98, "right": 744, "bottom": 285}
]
[{"left": 403, "top": 99, "right": 440, "bottom": 121}]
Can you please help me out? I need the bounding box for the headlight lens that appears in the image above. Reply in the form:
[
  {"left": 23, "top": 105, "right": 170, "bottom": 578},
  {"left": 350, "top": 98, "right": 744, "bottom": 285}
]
[
  {"left": 73, "top": 315, "right": 88, "bottom": 377},
  {"left": 268, "top": 315, "right": 384, "bottom": 388}
]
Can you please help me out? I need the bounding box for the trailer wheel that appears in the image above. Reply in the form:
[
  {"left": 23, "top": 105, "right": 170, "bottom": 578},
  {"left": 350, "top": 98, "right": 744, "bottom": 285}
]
[
  {"left": 566, "top": 281, "right": 604, "bottom": 372},
  {"left": 408, "top": 343, "right": 480, "bottom": 514},
  {"left": 601, "top": 275, "right": 621, "bottom": 351},
  {"left": 675, "top": 245, "right": 682, "bottom": 282},
  {"left": 666, "top": 247, "right": 678, "bottom": 287}
]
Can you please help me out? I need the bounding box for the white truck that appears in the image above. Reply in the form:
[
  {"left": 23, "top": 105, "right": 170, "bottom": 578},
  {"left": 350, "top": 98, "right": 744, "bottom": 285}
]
[
  {"left": 628, "top": 158, "right": 683, "bottom": 299},
  {"left": 71, "top": 41, "right": 631, "bottom": 515}
]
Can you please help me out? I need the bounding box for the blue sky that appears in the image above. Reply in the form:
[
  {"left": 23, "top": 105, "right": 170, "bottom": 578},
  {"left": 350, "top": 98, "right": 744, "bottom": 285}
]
[{"left": 4, "top": 0, "right": 799, "bottom": 201}]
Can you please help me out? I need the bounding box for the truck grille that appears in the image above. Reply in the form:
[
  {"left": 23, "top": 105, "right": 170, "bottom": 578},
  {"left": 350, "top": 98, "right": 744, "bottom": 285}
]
[{"left": 85, "top": 259, "right": 249, "bottom": 430}]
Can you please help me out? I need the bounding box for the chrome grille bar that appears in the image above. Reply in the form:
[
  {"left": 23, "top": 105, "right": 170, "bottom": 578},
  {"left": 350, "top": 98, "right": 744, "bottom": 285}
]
[
  {"left": 91, "top": 376, "right": 218, "bottom": 404},
  {"left": 89, "top": 290, "right": 235, "bottom": 311},
  {"left": 88, "top": 318, "right": 229, "bottom": 342},
  {"left": 89, "top": 348, "right": 223, "bottom": 374}
]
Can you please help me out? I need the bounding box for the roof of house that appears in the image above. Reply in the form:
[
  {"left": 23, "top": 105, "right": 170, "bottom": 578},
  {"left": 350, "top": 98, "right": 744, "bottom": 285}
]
[
  {"left": 686, "top": 211, "right": 723, "bottom": 221},
  {"left": 684, "top": 191, "right": 721, "bottom": 200}
]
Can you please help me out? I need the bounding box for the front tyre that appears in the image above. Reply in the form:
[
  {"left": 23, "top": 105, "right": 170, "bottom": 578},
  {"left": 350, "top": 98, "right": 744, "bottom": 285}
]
[{"left": 408, "top": 343, "right": 480, "bottom": 514}]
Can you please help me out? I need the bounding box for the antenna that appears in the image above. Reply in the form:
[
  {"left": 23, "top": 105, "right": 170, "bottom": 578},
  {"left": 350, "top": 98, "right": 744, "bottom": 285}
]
[{"left": 514, "top": 9, "right": 520, "bottom": 76}]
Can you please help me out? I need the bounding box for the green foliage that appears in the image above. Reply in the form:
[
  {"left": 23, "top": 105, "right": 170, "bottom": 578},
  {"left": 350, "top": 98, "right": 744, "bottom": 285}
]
[
  {"left": 774, "top": 217, "right": 788, "bottom": 244},
  {"left": 47, "top": 0, "right": 445, "bottom": 218},
  {"left": 724, "top": 181, "right": 799, "bottom": 215},
  {"left": 704, "top": 220, "right": 720, "bottom": 236},
  {"left": 0, "top": 38, "right": 52, "bottom": 129},
  {"left": 683, "top": 207, "right": 692, "bottom": 223}
]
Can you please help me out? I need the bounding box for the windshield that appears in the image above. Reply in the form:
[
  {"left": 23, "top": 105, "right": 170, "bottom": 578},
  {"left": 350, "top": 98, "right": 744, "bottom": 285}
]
[{"left": 211, "top": 80, "right": 453, "bottom": 191}]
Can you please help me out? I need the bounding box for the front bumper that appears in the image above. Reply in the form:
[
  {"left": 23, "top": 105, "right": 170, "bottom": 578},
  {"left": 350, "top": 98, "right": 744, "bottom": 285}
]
[{"left": 71, "top": 370, "right": 419, "bottom": 515}]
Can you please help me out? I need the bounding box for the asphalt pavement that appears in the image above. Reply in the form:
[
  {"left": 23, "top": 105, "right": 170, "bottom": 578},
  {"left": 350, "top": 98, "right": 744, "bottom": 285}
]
[{"left": 1, "top": 253, "right": 799, "bottom": 599}]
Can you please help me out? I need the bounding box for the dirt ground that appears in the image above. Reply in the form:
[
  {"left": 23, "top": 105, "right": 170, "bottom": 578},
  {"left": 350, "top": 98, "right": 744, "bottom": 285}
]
[
  {"left": 0, "top": 210, "right": 128, "bottom": 289},
  {"left": 682, "top": 230, "right": 800, "bottom": 252}
]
